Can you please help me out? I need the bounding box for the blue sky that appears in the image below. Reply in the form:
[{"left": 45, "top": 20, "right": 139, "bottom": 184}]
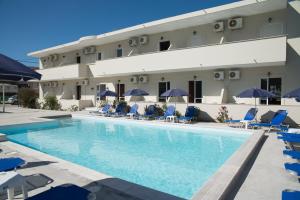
[{"left": 0, "top": 0, "right": 239, "bottom": 66}]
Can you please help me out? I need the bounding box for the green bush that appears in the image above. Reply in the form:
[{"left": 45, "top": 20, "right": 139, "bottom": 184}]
[
  {"left": 19, "top": 88, "right": 39, "bottom": 108},
  {"left": 42, "top": 96, "right": 61, "bottom": 110}
]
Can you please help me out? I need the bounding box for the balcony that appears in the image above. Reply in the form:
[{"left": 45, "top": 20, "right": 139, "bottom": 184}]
[
  {"left": 89, "top": 36, "right": 286, "bottom": 77},
  {"left": 37, "top": 64, "right": 89, "bottom": 81}
]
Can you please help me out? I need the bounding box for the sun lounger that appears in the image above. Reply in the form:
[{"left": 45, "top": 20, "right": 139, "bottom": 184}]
[
  {"left": 126, "top": 104, "right": 139, "bottom": 118},
  {"left": 90, "top": 104, "right": 111, "bottom": 116},
  {"left": 178, "top": 106, "right": 199, "bottom": 123},
  {"left": 156, "top": 105, "right": 175, "bottom": 121},
  {"left": 0, "top": 171, "right": 28, "bottom": 200},
  {"left": 0, "top": 158, "right": 25, "bottom": 172},
  {"left": 141, "top": 105, "right": 156, "bottom": 119},
  {"left": 249, "top": 110, "right": 288, "bottom": 132},
  {"left": 284, "top": 163, "right": 300, "bottom": 176},
  {"left": 282, "top": 190, "right": 300, "bottom": 200},
  {"left": 283, "top": 150, "right": 300, "bottom": 160},
  {"left": 27, "top": 184, "right": 94, "bottom": 200},
  {"left": 225, "top": 108, "right": 257, "bottom": 128},
  {"left": 110, "top": 103, "right": 126, "bottom": 117}
]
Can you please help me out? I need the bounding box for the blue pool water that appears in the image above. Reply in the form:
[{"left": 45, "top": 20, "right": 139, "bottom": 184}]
[{"left": 0, "top": 117, "right": 250, "bottom": 199}]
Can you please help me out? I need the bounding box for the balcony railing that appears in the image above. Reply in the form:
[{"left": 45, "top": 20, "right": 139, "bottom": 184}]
[{"left": 89, "top": 35, "right": 286, "bottom": 77}]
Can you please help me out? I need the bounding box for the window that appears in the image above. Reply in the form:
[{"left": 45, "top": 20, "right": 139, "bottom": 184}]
[
  {"left": 158, "top": 81, "right": 170, "bottom": 102},
  {"left": 97, "top": 52, "right": 102, "bottom": 61},
  {"left": 159, "top": 41, "right": 170, "bottom": 51},
  {"left": 116, "top": 48, "right": 123, "bottom": 57},
  {"left": 260, "top": 77, "right": 281, "bottom": 105},
  {"left": 189, "top": 81, "right": 202, "bottom": 103},
  {"left": 76, "top": 56, "right": 81, "bottom": 64}
]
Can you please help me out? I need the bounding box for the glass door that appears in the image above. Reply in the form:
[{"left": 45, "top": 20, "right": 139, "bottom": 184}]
[
  {"left": 189, "top": 81, "right": 202, "bottom": 103},
  {"left": 158, "top": 82, "right": 170, "bottom": 102},
  {"left": 116, "top": 83, "right": 125, "bottom": 101},
  {"left": 260, "top": 78, "right": 281, "bottom": 105}
]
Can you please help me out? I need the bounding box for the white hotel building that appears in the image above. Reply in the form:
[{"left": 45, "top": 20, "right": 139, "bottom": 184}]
[{"left": 29, "top": 0, "right": 300, "bottom": 121}]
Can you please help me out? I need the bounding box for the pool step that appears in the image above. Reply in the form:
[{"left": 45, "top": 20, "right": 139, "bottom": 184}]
[{"left": 0, "top": 133, "right": 7, "bottom": 142}]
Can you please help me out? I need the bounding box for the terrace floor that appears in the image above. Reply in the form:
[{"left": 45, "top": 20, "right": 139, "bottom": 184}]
[{"left": 0, "top": 106, "right": 299, "bottom": 200}]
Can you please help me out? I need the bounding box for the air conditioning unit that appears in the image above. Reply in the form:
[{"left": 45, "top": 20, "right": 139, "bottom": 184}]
[
  {"left": 83, "top": 46, "right": 96, "bottom": 54},
  {"left": 50, "top": 54, "right": 59, "bottom": 61},
  {"left": 139, "top": 75, "right": 148, "bottom": 83},
  {"left": 214, "top": 71, "right": 224, "bottom": 81},
  {"left": 130, "top": 76, "right": 138, "bottom": 84},
  {"left": 82, "top": 80, "right": 89, "bottom": 85},
  {"left": 128, "top": 37, "right": 138, "bottom": 47},
  {"left": 229, "top": 70, "right": 240, "bottom": 80},
  {"left": 213, "top": 21, "right": 224, "bottom": 32},
  {"left": 228, "top": 17, "right": 243, "bottom": 30},
  {"left": 139, "top": 35, "right": 149, "bottom": 45}
]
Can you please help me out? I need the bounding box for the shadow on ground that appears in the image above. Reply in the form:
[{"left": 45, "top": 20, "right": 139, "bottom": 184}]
[{"left": 0, "top": 173, "right": 53, "bottom": 200}]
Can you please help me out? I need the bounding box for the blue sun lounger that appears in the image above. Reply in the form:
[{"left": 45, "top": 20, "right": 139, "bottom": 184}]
[
  {"left": 249, "top": 110, "right": 288, "bottom": 132},
  {"left": 282, "top": 190, "right": 300, "bottom": 200},
  {"left": 27, "top": 184, "right": 92, "bottom": 200},
  {"left": 0, "top": 157, "right": 25, "bottom": 172},
  {"left": 91, "top": 104, "right": 111, "bottom": 115},
  {"left": 141, "top": 105, "right": 156, "bottom": 119},
  {"left": 156, "top": 105, "right": 175, "bottom": 120},
  {"left": 283, "top": 150, "right": 300, "bottom": 160},
  {"left": 225, "top": 107, "right": 257, "bottom": 124},
  {"left": 284, "top": 163, "right": 300, "bottom": 176},
  {"left": 127, "top": 104, "right": 139, "bottom": 118},
  {"left": 278, "top": 136, "right": 300, "bottom": 143},
  {"left": 178, "top": 106, "right": 198, "bottom": 123},
  {"left": 110, "top": 103, "right": 126, "bottom": 117}
]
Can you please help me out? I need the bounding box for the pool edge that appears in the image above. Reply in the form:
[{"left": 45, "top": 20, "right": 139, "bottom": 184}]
[{"left": 192, "top": 129, "right": 265, "bottom": 200}]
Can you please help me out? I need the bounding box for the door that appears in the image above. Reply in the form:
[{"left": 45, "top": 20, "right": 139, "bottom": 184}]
[
  {"left": 189, "top": 81, "right": 202, "bottom": 103},
  {"left": 76, "top": 85, "right": 81, "bottom": 100},
  {"left": 158, "top": 81, "right": 170, "bottom": 102},
  {"left": 116, "top": 83, "right": 125, "bottom": 101},
  {"left": 261, "top": 78, "right": 281, "bottom": 105},
  {"left": 96, "top": 84, "right": 106, "bottom": 101}
]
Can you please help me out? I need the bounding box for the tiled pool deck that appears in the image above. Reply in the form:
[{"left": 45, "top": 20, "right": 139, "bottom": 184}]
[{"left": 0, "top": 106, "right": 299, "bottom": 199}]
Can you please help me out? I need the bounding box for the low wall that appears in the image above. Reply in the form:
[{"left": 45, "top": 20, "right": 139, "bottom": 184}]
[
  {"left": 126, "top": 102, "right": 300, "bottom": 127},
  {"left": 60, "top": 99, "right": 93, "bottom": 110}
]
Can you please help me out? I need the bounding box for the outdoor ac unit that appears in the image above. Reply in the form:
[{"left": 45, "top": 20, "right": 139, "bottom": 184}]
[
  {"left": 213, "top": 21, "right": 224, "bottom": 32},
  {"left": 128, "top": 37, "right": 138, "bottom": 47},
  {"left": 139, "top": 35, "right": 149, "bottom": 45},
  {"left": 228, "top": 17, "right": 243, "bottom": 30},
  {"left": 50, "top": 54, "right": 59, "bottom": 62},
  {"left": 229, "top": 70, "right": 240, "bottom": 80},
  {"left": 214, "top": 71, "right": 224, "bottom": 81},
  {"left": 83, "top": 46, "right": 96, "bottom": 54},
  {"left": 82, "top": 80, "right": 89, "bottom": 85},
  {"left": 139, "top": 75, "right": 148, "bottom": 83},
  {"left": 130, "top": 76, "right": 138, "bottom": 84}
]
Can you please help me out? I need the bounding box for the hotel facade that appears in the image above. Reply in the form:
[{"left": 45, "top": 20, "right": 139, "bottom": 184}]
[{"left": 29, "top": 0, "right": 300, "bottom": 122}]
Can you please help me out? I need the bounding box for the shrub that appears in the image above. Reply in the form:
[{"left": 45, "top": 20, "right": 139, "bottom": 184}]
[
  {"left": 69, "top": 105, "right": 79, "bottom": 112},
  {"left": 19, "top": 88, "right": 39, "bottom": 108},
  {"left": 216, "top": 106, "right": 231, "bottom": 123},
  {"left": 175, "top": 110, "right": 181, "bottom": 117},
  {"left": 42, "top": 96, "right": 61, "bottom": 110}
]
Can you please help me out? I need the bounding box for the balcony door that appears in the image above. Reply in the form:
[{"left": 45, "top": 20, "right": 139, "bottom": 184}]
[
  {"left": 96, "top": 84, "right": 106, "bottom": 101},
  {"left": 189, "top": 81, "right": 202, "bottom": 103},
  {"left": 158, "top": 81, "right": 170, "bottom": 102},
  {"left": 76, "top": 85, "right": 81, "bottom": 100},
  {"left": 260, "top": 77, "right": 281, "bottom": 105},
  {"left": 116, "top": 83, "right": 125, "bottom": 101}
]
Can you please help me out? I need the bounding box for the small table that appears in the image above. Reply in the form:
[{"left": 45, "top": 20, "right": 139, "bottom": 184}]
[
  {"left": 166, "top": 115, "right": 176, "bottom": 122},
  {"left": 0, "top": 171, "right": 28, "bottom": 200}
]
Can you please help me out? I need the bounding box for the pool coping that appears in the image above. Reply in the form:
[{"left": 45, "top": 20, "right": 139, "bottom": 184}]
[
  {"left": 0, "top": 114, "right": 263, "bottom": 199},
  {"left": 191, "top": 129, "right": 264, "bottom": 200}
]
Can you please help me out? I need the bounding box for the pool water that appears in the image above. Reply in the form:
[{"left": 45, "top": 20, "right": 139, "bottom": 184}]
[{"left": 0, "top": 117, "right": 250, "bottom": 199}]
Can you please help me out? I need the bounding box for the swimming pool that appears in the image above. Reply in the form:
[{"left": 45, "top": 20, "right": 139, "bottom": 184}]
[{"left": 0, "top": 117, "right": 250, "bottom": 199}]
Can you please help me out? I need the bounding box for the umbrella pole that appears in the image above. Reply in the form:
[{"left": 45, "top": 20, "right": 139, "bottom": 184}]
[
  {"left": 255, "top": 97, "right": 257, "bottom": 122},
  {"left": 2, "top": 84, "right": 5, "bottom": 113}
]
